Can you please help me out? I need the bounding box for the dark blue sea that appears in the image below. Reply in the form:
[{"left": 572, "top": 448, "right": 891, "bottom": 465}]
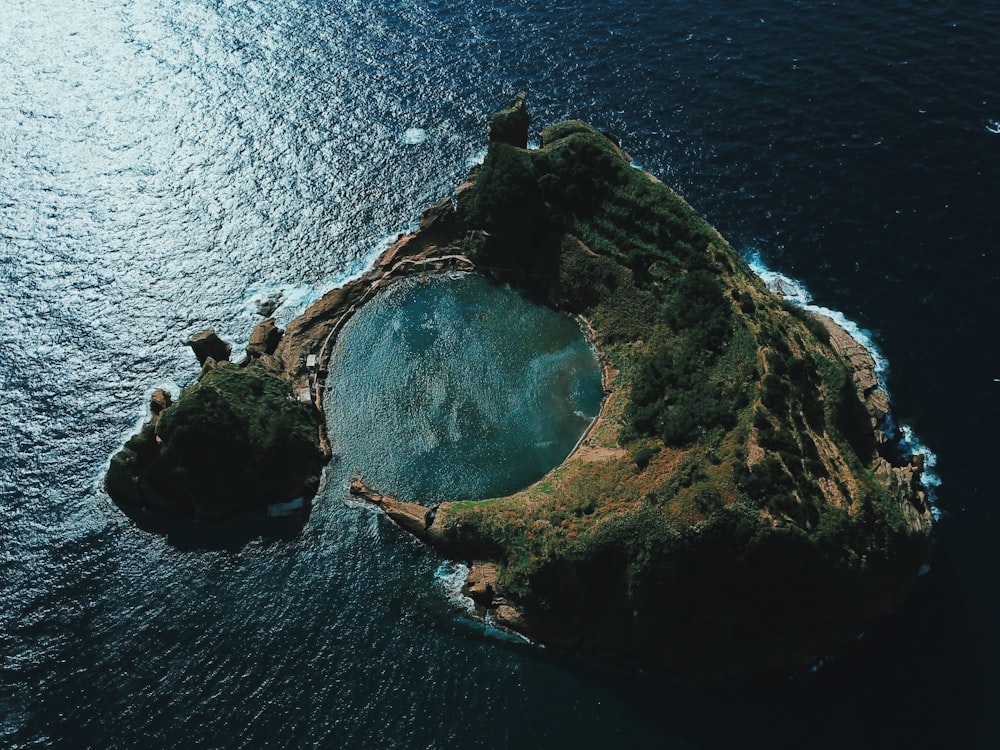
[{"left": 2, "top": 1, "right": 997, "bottom": 747}]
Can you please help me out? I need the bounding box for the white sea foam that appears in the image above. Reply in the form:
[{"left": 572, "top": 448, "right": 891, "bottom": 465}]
[
  {"left": 899, "top": 424, "right": 943, "bottom": 520},
  {"left": 320, "top": 226, "right": 420, "bottom": 299},
  {"left": 243, "top": 281, "right": 317, "bottom": 321},
  {"left": 432, "top": 563, "right": 533, "bottom": 643},
  {"left": 466, "top": 146, "right": 488, "bottom": 169},
  {"left": 986, "top": 119, "right": 1000, "bottom": 135},
  {"left": 434, "top": 561, "right": 476, "bottom": 614},
  {"left": 402, "top": 127, "right": 427, "bottom": 145},
  {"left": 746, "top": 249, "right": 940, "bottom": 510},
  {"left": 483, "top": 612, "right": 533, "bottom": 644},
  {"left": 280, "top": 283, "right": 320, "bottom": 313},
  {"left": 747, "top": 250, "right": 889, "bottom": 375}
]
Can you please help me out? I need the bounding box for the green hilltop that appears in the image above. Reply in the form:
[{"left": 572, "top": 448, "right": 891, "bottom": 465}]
[
  {"left": 410, "top": 104, "right": 933, "bottom": 675},
  {"left": 106, "top": 361, "right": 323, "bottom": 520}
]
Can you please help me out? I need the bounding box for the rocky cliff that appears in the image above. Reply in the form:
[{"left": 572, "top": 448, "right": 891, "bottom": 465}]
[{"left": 353, "top": 98, "right": 934, "bottom": 676}]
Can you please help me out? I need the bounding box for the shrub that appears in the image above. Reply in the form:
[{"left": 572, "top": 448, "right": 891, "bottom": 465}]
[{"left": 633, "top": 445, "right": 660, "bottom": 470}]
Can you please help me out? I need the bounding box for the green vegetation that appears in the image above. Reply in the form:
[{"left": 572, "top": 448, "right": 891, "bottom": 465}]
[
  {"left": 438, "top": 116, "right": 931, "bottom": 673},
  {"left": 107, "top": 105, "right": 931, "bottom": 673},
  {"left": 108, "top": 362, "right": 322, "bottom": 519}
]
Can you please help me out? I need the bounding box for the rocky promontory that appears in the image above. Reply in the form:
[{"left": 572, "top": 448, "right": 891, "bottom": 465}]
[{"left": 106, "top": 96, "right": 932, "bottom": 675}]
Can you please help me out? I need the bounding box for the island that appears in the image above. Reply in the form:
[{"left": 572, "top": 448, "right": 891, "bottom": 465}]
[{"left": 106, "top": 94, "right": 932, "bottom": 676}]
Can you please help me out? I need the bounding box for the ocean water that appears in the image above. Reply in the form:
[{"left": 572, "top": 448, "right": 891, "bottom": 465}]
[
  {"left": 325, "top": 273, "right": 603, "bottom": 505},
  {"left": 1, "top": 1, "right": 997, "bottom": 748}
]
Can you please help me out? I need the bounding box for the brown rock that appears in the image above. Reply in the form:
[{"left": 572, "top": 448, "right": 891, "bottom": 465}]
[
  {"left": 187, "top": 329, "right": 232, "bottom": 366},
  {"left": 149, "top": 388, "right": 172, "bottom": 416},
  {"left": 464, "top": 561, "right": 499, "bottom": 606},
  {"left": 419, "top": 196, "right": 455, "bottom": 233},
  {"left": 350, "top": 479, "right": 453, "bottom": 548},
  {"left": 198, "top": 357, "right": 217, "bottom": 380},
  {"left": 255, "top": 353, "right": 284, "bottom": 374},
  {"left": 816, "top": 314, "right": 888, "bottom": 427},
  {"left": 494, "top": 603, "right": 527, "bottom": 631},
  {"left": 873, "top": 457, "right": 932, "bottom": 532},
  {"left": 247, "top": 318, "right": 282, "bottom": 358}
]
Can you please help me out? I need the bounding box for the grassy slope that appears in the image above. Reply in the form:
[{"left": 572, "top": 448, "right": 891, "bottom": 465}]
[{"left": 439, "top": 121, "right": 928, "bottom": 673}]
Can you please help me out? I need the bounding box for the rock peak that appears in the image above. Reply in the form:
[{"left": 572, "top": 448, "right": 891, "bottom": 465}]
[{"left": 488, "top": 92, "right": 530, "bottom": 148}]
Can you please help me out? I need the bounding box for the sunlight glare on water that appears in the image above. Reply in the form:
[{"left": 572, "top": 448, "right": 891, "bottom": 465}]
[{"left": 2, "top": 0, "right": 997, "bottom": 746}]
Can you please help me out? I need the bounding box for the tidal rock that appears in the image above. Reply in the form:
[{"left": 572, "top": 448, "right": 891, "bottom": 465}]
[
  {"left": 187, "top": 329, "right": 232, "bottom": 366},
  {"left": 255, "top": 291, "right": 284, "bottom": 318},
  {"left": 247, "top": 318, "right": 282, "bottom": 358},
  {"left": 463, "top": 561, "right": 498, "bottom": 606},
  {"left": 488, "top": 92, "right": 530, "bottom": 148}
]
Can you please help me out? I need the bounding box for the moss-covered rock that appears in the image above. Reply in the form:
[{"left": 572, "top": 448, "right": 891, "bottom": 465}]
[
  {"left": 106, "top": 362, "right": 323, "bottom": 520},
  {"left": 487, "top": 92, "right": 530, "bottom": 148}
]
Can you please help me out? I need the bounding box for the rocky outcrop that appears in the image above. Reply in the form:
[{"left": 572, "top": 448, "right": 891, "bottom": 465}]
[
  {"left": 349, "top": 479, "right": 452, "bottom": 549},
  {"left": 463, "top": 561, "right": 499, "bottom": 606},
  {"left": 817, "top": 315, "right": 890, "bottom": 428},
  {"left": 150, "top": 388, "right": 172, "bottom": 416},
  {"left": 255, "top": 291, "right": 283, "bottom": 318},
  {"left": 487, "top": 92, "right": 530, "bottom": 148},
  {"left": 246, "top": 318, "right": 282, "bottom": 358},
  {"left": 815, "top": 312, "right": 930, "bottom": 529},
  {"left": 186, "top": 329, "right": 232, "bottom": 366},
  {"left": 106, "top": 361, "right": 324, "bottom": 521},
  {"left": 462, "top": 561, "right": 528, "bottom": 632},
  {"left": 419, "top": 196, "right": 456, "bottom": 235}
]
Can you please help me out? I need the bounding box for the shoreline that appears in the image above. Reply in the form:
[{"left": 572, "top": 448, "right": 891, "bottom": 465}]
[
  {"left": 280, "top": 241, "right": 476, "bottom": 457},
  {"left": 106, "top": 101, "right": 934, "bottom": 675},
  {"left": 266, "top": 156, "right": 934, "bottom": 651}
]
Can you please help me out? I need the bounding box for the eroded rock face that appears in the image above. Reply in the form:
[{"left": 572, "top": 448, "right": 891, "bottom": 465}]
[
  {"left": 419, "top": 196, "right": 456, "bottom": 234},
  {"left": 463, "top": 562, "right": 498, "bottom": 606},
  {"left": 488, "top": 92, "right": 530, "bottom": 148},
  {"left": 818, "top": 315, "right": 890, "bottom": 428},
  {"left": 150, "top": 388, "right": 172, "bottom": 416},
  {"left": 247, "top": 318, "right": 282, "bottom": 358},
  {"left": 187, "top": 329, "right": 232, "bottom": 366}
]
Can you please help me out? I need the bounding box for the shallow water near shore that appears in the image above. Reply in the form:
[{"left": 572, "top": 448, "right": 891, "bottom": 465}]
[
  {"left": 325, "top": 273, "right": 603, "bottom": 504},
  {"left": 2, "top": 0, "right": 997, "bottom": 747}
]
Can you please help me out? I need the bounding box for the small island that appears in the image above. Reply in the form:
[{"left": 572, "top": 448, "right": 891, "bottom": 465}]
[{"left": 106, "top": 95, "right": 932, "bottom": 676}]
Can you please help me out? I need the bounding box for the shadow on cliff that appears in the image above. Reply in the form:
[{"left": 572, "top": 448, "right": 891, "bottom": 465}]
[
  {"left": 608, "top": 545, "right": 978, "bottom": 749},
  {"left": 112, "top": 497, "right": 311, "bottom": 552},
  {"left": 483, "top": 535, "right": 979, "bottom": 750}
]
